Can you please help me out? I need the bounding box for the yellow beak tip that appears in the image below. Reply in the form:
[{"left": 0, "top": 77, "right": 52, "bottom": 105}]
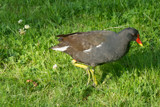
[{"left": 139, "top": 43, "right": 143, "bottom": 47}]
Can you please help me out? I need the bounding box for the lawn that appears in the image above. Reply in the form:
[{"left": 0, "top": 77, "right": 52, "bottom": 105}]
[{"left": 0, "top": 0, "right": 160, "bottom": 106}]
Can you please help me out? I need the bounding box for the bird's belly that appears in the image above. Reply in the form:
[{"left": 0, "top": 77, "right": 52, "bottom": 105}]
[
  {"left": 71, "top": 44, "right": 128, "bottom": 66},
  {"left": 73, "top": 49, "right": 119, "bottom": 66}
]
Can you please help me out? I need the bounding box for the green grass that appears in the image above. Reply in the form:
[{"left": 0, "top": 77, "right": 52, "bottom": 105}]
[{"left": 0, "top": 0, "right": 160, "bottom": 106}]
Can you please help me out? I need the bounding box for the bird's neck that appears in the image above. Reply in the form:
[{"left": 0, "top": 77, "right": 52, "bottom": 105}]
[
  {"left": 116, "top": 32, "right": 132, "bottom": 54},
  {"left": 118, "top": 30, "right": 132, "bottom": 43}
]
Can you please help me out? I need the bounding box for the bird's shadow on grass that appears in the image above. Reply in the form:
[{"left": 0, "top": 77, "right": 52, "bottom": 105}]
[
  {"left": 99, "top": 62, "right": 124, "bottom": 83},
  {"left": 82, "top": 86, "right": 95, "bottom": 101},
  {"left": 99, "top": 49, "right": 160, "bottom": 83},
  {"left": 81, "top": 48, "right": 160, "bottom": 99}
]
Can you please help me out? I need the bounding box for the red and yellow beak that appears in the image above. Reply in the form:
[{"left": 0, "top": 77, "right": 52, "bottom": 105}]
[{"left": 136, "top": 34, "right": 143, "bottom": 47}]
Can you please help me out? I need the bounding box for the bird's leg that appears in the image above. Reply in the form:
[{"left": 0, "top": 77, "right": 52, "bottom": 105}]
[
  {"left": 71, "top": 59, "right": 98, "bottom": 86},
  {"left": 71, "top": 59, "right": 88, "bottom": 69},
  {"left": 72, "top": 59, "right": 91, "bottom": 85},
  {"left": 89, "top": 69, "right": 97, "bottom": 86}
]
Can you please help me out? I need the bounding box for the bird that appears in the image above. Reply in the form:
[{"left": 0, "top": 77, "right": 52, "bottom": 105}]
[{"left": 50, "top": 27, "right": 143, "bottom": 86}]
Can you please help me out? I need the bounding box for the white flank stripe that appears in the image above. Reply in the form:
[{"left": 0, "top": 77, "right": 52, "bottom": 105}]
[
  {"left": 96, "top": 42, "right": 103, "bottom": 48},
  {"left": 83, "top": 42, "right": 103, "bottom": 53},
  {"left": 52, "top": 46, "right": 69, "bottom": 51}
]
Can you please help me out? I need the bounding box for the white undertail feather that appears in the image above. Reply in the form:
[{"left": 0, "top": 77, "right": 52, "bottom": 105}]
[{"left": 52, "top": 46, "right": 69, "bottom": 51}]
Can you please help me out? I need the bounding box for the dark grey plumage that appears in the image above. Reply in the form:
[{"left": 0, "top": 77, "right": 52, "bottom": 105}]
[{"left": 51, "top": 28, "right": 140, "bottom": 66}]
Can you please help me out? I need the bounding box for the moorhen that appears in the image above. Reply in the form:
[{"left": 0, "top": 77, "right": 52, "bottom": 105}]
[{"left": 50, "top": 27, "right": 143, "bottom": 86}]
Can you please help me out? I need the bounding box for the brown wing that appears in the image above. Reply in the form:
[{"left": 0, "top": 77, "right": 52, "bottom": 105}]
[{"left": 57, "top": 31, "right": 109, "bottom": 51}]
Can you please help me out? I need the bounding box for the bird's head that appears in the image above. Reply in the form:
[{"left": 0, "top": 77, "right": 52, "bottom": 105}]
[{"left": 126, "top": 28, "right": 143, "bottom": 47}]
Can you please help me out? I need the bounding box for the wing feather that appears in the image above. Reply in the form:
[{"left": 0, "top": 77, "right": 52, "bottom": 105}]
[{"left": 57, "top": 31, "right": 110, "bottom": 51}]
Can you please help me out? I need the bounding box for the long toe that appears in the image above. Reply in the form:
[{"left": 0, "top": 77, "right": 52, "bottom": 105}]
[
  {"left": 86, "top": 69, "right": 91, "bottom": 85},
  {"left": 92, "top": 76, "right": 98, "bottom": 86},
  {"left": 90, "top": 69, "right": 98, "bottom": 86}
]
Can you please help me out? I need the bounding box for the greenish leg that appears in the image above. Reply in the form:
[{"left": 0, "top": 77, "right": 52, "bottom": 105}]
[
  {"left": 72, "top": 59, "right": 88, "bottom": 69},
  {"left": 86, "top": 69, "right": 91, "bottom": 85},
  {"left": 90, "top": 69, "right": 97, "bottom": 86},
  {"left": 72, "top": 59, "right": 91, "bottom": 85},
  {"left": 72, "top": 59, "right": 98, "bottom": 86}
]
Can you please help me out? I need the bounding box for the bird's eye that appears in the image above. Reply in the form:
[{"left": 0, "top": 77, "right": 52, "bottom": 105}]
[{"left": 131, "top": 33, "right": 136, "bottom": 37}]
